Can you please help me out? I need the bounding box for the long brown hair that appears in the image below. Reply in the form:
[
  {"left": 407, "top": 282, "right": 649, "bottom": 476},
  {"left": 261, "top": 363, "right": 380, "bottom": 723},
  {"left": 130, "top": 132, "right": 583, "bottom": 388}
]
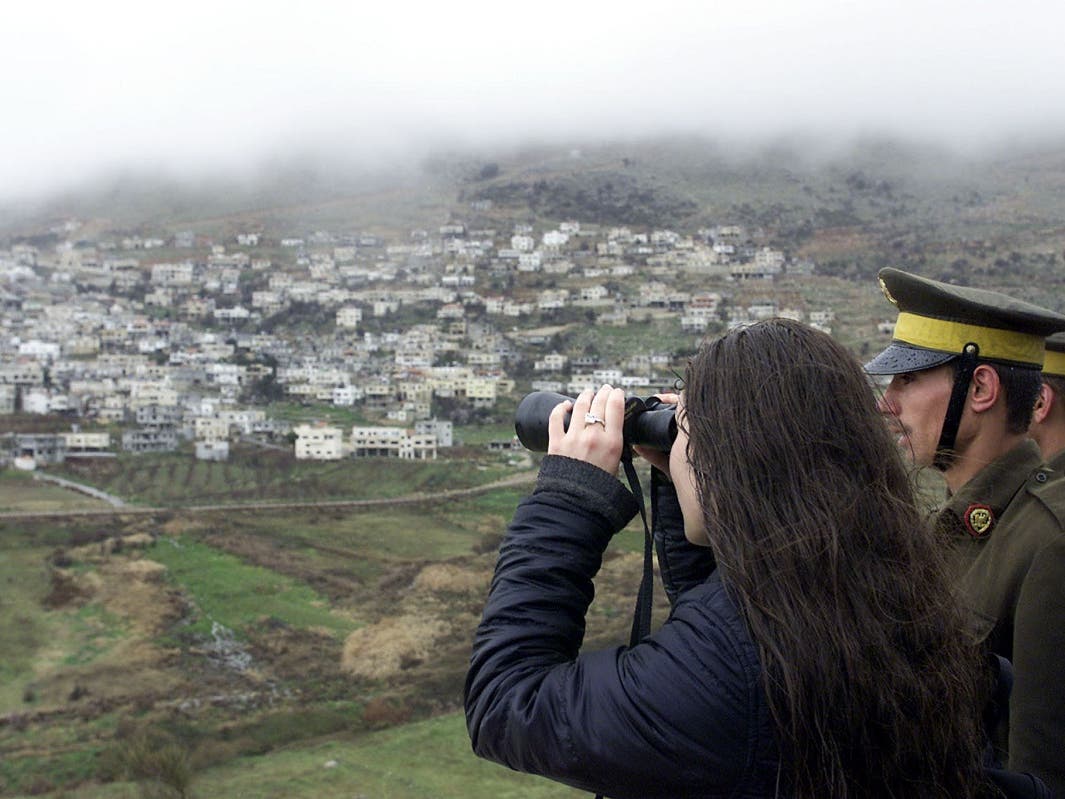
[{"left": 683, "top": 319, "right": 986, "bottom": 798}]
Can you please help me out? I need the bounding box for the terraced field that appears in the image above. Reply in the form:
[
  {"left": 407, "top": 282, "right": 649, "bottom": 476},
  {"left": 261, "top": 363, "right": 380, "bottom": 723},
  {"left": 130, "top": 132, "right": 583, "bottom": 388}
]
[{"left": 0, "top": 456, "right": 659, "bottom": 797}]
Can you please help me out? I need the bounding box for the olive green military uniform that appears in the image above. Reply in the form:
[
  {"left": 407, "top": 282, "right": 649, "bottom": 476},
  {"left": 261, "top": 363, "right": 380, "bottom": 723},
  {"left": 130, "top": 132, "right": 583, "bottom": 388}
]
[
  {"left": 866, "top": 268, "right": 1065, "bottom": 794},
  {"left": 936, "top": 439, "right": 1065, "bottom": 791},
  {"left": 1047, "top": 447, "right": 1065, "bottom": 473}
]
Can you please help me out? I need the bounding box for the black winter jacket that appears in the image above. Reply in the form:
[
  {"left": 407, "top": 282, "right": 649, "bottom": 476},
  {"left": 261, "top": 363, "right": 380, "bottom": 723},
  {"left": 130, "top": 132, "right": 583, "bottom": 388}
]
[{"left": 465, "top": 455, "right": 782, "bottom": 798}]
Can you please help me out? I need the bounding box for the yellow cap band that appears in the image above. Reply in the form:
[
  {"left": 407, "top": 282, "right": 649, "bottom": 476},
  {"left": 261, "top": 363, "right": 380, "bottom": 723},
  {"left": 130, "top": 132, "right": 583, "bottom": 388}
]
[
  {"left": 894, "top": 312, "right": 1044, "bottom": 366},
  {"left": 1043, "top": 348, "right": 1065, "bottom": 377}
]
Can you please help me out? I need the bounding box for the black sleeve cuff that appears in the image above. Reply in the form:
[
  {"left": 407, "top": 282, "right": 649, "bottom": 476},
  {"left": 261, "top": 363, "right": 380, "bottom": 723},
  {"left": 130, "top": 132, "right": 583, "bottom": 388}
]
[{"left": 535, "top": 455, "right": 641, "bottom": 531}]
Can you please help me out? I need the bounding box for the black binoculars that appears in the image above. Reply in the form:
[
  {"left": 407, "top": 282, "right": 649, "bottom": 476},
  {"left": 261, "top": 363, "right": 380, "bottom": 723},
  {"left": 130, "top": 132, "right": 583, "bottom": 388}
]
[{"left": 514, "top": 391, "right": 677, "bottom": 452}]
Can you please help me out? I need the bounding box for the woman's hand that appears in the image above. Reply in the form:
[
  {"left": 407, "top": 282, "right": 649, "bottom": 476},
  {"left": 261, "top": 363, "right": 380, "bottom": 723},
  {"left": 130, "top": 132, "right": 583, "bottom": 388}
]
[{"left": 548, "top": 384, "right": 625, "bottom": 475}]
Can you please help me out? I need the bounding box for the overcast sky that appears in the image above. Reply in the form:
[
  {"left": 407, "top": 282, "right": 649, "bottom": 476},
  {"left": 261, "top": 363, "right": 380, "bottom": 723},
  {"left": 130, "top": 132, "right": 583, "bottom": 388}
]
[{"left": 3, "top": 0, "right": 1065, "bottom": 201}]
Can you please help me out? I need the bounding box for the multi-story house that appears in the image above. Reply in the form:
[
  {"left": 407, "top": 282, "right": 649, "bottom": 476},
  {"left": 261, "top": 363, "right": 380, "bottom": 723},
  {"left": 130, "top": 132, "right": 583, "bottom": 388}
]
[
  {"left": 350, "top": 426, "right": 436, "bottom": 460},
  {"left": 193, "top": 416, "right": 230, "bottom": 442},
  {"left": 533, "top": 353, "right": 568, "bottom": 372},
  {"left": 150, "top": 262, "right": 195, "bottom": 287},
  {"left": 122, "top": 427, "right": 178, "bottom": 453},
  {"left": 293, "top": 424, "right": 344, "bottom": 460},
  {"left": 62, "top": 431, "right": 111, "bottom": 454}
]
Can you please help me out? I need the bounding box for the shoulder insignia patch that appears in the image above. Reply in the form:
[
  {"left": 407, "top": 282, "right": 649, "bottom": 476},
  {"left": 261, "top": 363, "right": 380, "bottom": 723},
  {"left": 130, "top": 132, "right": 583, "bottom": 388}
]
[{"left": 964, "top": 503, "right": 994, "bottom": 538}]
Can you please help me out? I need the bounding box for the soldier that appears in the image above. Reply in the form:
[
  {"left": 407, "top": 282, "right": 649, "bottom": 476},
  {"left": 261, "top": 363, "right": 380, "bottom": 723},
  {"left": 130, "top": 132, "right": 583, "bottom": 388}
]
[
  {"left": 1029, "top": 332, "right": 1065, "bottom": 467},
  {"left": 866, "top": 267, "right": 1065, "bottom": 794}
]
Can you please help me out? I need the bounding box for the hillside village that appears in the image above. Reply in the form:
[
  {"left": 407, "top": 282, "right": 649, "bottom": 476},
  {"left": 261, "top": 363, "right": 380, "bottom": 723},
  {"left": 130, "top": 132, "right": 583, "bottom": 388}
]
[{"left": 0, "top": 216, "right": 835, "bottom": 468}]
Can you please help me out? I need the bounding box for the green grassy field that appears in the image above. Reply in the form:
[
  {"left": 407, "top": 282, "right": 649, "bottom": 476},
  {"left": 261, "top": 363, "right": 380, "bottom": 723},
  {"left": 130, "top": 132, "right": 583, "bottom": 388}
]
[
  {"left": 148, "top": 537, "right": 362, "bottom": 639},
  {"left": 42, "top": 451, "right": 517, "bottom": 507},
  {"left": 8, "top": 712, "right": 585, "bottom": 799},
  {"left": 0, "top": 462, "right": 530, "bottom": 794},
  {"left": 0, "top": 547, "right": 136, "bottom": 709},
  {"left": 0, "top": 462, "right": 656, "bottom": 797},
  {"left": 0, "top": 712, "right": 120, "bottom": 796},
  {"left": 0, "top": 546, "right": 56, "bottom": 709},
  {"left": 227, "top": 503, "right": 499, "bottom": 561},
  {"left": 190, "top": 712, "right": 585, "bottom": 799},
  {"left": 0, "top": 471, "right": 112, "bottom": 513}
]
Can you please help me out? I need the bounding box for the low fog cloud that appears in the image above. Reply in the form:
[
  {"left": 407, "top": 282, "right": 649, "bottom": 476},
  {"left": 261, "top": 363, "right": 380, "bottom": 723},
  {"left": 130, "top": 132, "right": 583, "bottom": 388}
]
[{"left": 3, "top": 0, "right": 1065, "bottom": 200}]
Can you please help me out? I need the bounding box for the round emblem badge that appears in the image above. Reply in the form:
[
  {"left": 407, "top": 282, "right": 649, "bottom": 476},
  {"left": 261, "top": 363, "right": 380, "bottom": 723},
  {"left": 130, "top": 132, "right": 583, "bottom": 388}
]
[{"left": 964, "top": 504, "right": 994, "bottom": 538}]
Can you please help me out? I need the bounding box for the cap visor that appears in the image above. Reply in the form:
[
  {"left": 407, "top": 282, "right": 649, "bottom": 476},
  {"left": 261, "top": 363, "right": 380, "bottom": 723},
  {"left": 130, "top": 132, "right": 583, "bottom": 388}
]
[{"left": 863, "top": 342, "right": 957, "bottom": 375}]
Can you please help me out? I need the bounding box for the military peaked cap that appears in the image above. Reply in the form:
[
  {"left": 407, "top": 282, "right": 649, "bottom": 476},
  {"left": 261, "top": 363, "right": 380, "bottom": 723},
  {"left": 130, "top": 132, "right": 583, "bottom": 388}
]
[
  {"left": 1043, "top": 332, "right": 1065, "bottom": 377},
  {"left": 864, "top": 267, "right": 1065, "bottom": 375}
]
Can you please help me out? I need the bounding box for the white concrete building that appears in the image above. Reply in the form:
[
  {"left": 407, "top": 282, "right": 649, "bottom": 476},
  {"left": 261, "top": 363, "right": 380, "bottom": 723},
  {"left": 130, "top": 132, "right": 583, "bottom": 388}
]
[
  {"left": 534, "top": 353, "right": 568, "bottom": 372},
  {"left": 151, "top": 261, "right": 195, "bottom": 287},
  {"left": 510, "top": 234, "right": 535, "bottom": 252},
  {"left": 18, "top": 340, "right": 61, "bottom": 360},
  {"left": 336, "top": 306, "right": 363, "bottom": 329},
  {"left": 21, "top": 389, "right": 53, "bottom": 414},
  {"left": 415, "top": 419, "right": 453, "bottom": 448},
  {"left": 466, "top": 378, "right": 498, "bottom": 406},
  {"left": 0, "top": 363, "right": 44, "bottom": 386},
  {"left": 294, "top": 424, "right": 344, "bottom": 460},
  {"left": 62, "top": 431, "right": 111, "bottom": 452},
  {"left": 196, "top": 440, "right": 230, "bottom": 461},
  {"left": 351, "top": 426, "right": 436, "bottom": 460},
  {"left": 332, "top": 385, "right": 361, "bottom": 406},
  {"left": 517, "top": 252, "right": 542, "bottom": 272},
  {"left": 194, "top": 416, "right": 230, "bottom": 442}
]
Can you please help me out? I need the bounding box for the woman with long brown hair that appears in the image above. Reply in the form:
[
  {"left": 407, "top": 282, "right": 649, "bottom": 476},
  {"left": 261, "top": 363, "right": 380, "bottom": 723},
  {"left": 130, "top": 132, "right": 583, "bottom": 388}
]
[{"left": 466, "top": 319, "right": 997, "bottom": 797}]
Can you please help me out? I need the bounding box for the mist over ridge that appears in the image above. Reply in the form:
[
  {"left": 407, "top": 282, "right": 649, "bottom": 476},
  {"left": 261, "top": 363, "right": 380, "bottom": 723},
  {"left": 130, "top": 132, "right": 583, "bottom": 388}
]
[
  {"left": 5, "top": 131, "right": 1065, "bottom": 243},
  {"left": 5, "top": 0, "right": 1065, "bottom": 206}
]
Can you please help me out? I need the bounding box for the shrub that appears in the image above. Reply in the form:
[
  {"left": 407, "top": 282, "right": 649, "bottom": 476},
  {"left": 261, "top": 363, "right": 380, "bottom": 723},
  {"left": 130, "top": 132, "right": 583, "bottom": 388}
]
[
  {"left": 50, "top": 548, "right": 73, "bottom": 567},
  {"left": 24, "top": 775, "right": 54, "bottom": 796},
  {"left": 121, "top": 732, "right": 194, "bottom": 799},
  {"left": 362, "top": 696, "right": 412, "bottom": 728}
]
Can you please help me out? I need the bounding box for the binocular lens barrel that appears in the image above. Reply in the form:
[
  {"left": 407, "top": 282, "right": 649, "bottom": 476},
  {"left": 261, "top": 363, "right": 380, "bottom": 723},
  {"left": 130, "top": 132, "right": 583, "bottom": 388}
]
[{"left": 514, "top": 391, "right": 677, "bottom": 452}]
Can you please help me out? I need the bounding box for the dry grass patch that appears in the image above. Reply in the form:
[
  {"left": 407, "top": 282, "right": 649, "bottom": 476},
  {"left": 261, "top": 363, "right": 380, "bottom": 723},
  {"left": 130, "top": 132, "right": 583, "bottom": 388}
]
[
  {"left": 43, "top": 568, "right": 101, "bottom": 608},
  {"left": 412, "top": 562, "right": 489, "bottom": 596},
  {"left": 115, "top": 557, "right": 168, "bottom": 582},
  {"left": 67, "top": 532, "right": 157, "bottom": 563},
  {"left": 341, "top": 614, "right": 450, "bottom": 680},
  {"left": 159, "top": 516, "right": 201, "bottom": 537},
  {"left": 100, "top": 561, "right": 180, "bottom": 634}
]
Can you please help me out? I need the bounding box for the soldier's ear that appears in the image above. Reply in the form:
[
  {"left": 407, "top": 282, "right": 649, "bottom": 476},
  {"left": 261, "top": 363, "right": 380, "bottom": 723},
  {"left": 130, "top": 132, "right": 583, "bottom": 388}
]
[
  {"left": 968, "top": 364, "right": 1001, "bottom": 414},
  {"left": 1032, "top": 383, "right": 1052, "bottom": 424}
]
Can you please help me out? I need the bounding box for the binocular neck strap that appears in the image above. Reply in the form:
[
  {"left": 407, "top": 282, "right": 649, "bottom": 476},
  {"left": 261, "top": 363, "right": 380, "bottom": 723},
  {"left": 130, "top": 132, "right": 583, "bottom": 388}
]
[
  {"left": 621, "top": 451, "right": 653, "bottom": 646},
  {"left": 593, "top": 454, "right": 654, "bottom": 799}
]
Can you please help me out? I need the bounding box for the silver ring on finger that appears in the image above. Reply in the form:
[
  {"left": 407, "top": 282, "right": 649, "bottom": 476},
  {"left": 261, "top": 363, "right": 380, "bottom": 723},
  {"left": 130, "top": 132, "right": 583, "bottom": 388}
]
[{"left": 584, "top": 413, "right": 606, "bottom": 428}]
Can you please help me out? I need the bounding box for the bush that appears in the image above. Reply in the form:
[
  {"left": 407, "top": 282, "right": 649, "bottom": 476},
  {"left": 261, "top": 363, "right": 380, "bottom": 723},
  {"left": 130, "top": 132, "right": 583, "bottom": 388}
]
[
  {"left": 120, "top": 732, "right": 194, "bottom": 799},
  {"left": 24, "top": 775, "right": 54, "bottom": 796},
  {"left": 43, "top": 570, "right": 91, "bottom": 609},
  {"left": 49, "top": 548, "right": 73, "bottom": 567},
  {"left": 362, "top": 696, "right": 412, "bottom": 728}
]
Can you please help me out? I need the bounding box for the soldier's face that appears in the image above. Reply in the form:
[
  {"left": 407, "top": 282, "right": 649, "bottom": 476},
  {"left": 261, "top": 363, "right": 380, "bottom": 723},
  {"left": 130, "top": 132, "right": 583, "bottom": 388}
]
[{"left": 876, "top": 364, "right": 953, "bottom": 467}]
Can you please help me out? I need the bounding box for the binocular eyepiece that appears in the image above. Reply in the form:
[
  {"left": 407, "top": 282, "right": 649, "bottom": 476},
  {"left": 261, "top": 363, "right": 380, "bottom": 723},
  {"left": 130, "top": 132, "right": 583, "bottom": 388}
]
[{"left": 514, "top": 391, "right": 677, "bottom": 452}]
